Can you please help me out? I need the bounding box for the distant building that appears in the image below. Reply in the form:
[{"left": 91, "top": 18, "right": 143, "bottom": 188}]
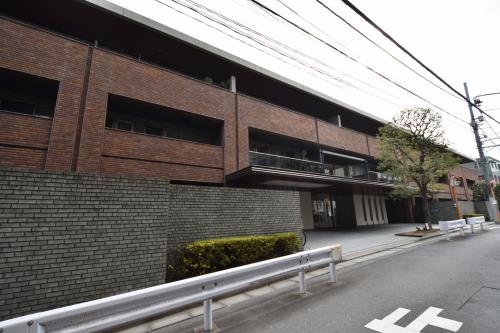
[{"left": 462, "top": 157, "right": 500, "bottom": 183}]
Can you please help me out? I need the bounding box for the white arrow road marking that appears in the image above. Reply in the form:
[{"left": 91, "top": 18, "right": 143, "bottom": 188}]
[{"left": 365, "top": 307, "right": 463, "bottom": 333}]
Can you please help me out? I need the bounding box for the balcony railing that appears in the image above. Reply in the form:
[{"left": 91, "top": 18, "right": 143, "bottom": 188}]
[
  {"left": 367, "top": 171, "right": 394, "bottom": 183},
  {"left": 250, "top": 151, "right": 324, "bottom": 174},
  {"left": 249, "top": 151, "right": 393, "bottom": 183}
]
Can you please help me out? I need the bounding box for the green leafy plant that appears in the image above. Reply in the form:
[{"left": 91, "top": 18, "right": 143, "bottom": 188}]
[
  {"left": 167, "top": 233, "right": 300, "bottom": 281},
  {"left": 377, "top": 107, "right": 459, "bottom": 228},
  {"left": 463, "top": 213, "right": 489, "bottom": 221},
  {"left": 472, "top": 182, "right": 489, "bottom": 201},
  {"left": 494, "top": 184, "right": 500, "bottom": 204}
]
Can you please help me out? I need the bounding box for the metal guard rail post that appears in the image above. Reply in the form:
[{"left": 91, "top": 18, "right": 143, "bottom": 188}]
[
  {"left": 0, "top": 244, "right": 342, "bottom": 333},
  {"left": 466, "top": 216, "right": 486, "bottom": 233},
  {"left": 438, "top": 219, "right": 466, "bottom": 241}
]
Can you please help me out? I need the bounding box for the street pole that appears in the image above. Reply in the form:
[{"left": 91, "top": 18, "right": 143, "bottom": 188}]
[{"left": 464, "top": 82, "right": 499, "bottom": 222}]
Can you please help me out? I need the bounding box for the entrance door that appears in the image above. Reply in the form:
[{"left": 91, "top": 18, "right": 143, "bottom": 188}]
[{"left": 312, "top": 192, "right": 335, "bottom": 229}]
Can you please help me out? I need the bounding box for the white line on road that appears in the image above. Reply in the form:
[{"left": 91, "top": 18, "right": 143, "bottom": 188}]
[{"left": 365, "top": 306, "right": 462, "bottom": 333}]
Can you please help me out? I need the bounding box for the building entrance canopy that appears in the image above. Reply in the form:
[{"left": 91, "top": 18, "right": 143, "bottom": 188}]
[{"left": 226, "top": 165, "right": 395, "bottom": 191}]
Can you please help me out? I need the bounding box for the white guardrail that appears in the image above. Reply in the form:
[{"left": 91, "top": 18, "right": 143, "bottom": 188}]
[
  {"left": 466, "top": 216, "right": 486, "bottom": 233},
  {"left": 438, "top": 219, "right": 466, "bottom": 241},
  {"left": 0, "top": 244, "right": 342, "bottom": 333}
]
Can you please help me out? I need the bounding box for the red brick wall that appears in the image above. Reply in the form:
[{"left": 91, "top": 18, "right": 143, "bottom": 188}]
[
  {"left": 1, "top": 18, "right": 413, "bottom": 184},
  {"left": 451, "top": 166, "right": 480, "bottom": 200},
  {"left": 101, "top": 129, "right": 224, "bottom": 182},
  {"left": 236, "top": 95, "right": 318, "bottom": 168},
  {"left": 366, "top": 136, "right": 380, "bottom": 158},
  {"left": 0, "top": 18, "right": 89, "bottom": 171},
  {"left": 100, "top": 157, "right": 224, "bottom": 183},
  {"left": 0, "top": 112, "right": 52, "bottom": 169},
  {"left": 0, "top": 147, "right": 46, "bottom": 170},
  {"left": 0, "top": 112, "right": 51, "bottom": 148},
  {"left": 317, "top": 120, "right": 370, "bottom": 156},
  {"left": 76, "top": 49, "right": 236, "bottom": 181}
]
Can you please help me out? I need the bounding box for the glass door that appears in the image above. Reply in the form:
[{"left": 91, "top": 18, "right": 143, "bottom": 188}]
[{"left": 312, "top": 192, "right": 336, "bottom": 229}]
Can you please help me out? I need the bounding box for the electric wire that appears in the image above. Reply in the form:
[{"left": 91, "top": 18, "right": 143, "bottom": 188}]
[
  {"left": 176, "top": 0, "right": 405, "bottom": 105},
  {"left": 152, "top": 0, "right": 348, "bottom": 90},
  {"left": 247, "top": 0, "right": 471, "bottom": 126},
  {"left": 153, "top": 0, "right": 474, "bottom": 133},
  {"left": 314, "top": 0, "right": 463, "bottom": 101},
  {"left": 339, "top": 0, "right": 500, "bottom": 126},
  {"left": 274, "top": 0, "right": 357, "bottom": 57}
]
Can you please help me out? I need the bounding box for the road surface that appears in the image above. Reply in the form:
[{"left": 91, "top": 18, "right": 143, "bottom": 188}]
[{"left": 162, "top": 226, "right": 500, "bottom": 333}]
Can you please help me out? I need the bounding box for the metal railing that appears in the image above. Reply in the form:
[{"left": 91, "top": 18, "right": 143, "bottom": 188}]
[
  {"left": 367, "top": 171, "right": 394, "bottom": 183},
  {"left": 250, "top": 151, "right": 394, "bottom": 184},
  {"left": 250, "top": 151, "right": 325, "bottom": 174},
  {"left": 0, "top": 245, "right": 342, "bottom": 333}
]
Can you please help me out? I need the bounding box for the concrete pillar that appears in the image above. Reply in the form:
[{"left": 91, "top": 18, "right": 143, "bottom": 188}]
[
  {"left": 230, "top": 75, "right": 236, "bottom": 93},
  {"left": 300, "top": 192, "right": 314, "bottom": 230}
]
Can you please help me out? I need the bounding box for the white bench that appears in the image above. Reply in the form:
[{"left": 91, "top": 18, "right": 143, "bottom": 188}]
[
  {"left": 438, "top": 219, "right": 466, "bottom": 241},
  {"left": 466, "top": 216, "right": 487, "bottom": 233}
]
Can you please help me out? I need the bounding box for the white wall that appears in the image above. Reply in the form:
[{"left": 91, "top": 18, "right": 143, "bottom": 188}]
[{"left": 353, "top": 189, "right": 388, "bottom": 226}]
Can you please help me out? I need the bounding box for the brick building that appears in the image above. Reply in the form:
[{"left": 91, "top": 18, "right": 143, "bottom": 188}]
[{"left": 0, "top": 0, "right": 480, "bottom": 228}]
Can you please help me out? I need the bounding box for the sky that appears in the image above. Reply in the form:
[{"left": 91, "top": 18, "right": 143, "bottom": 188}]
[{"left": 106, "top": 0, "right": 500, "bottom": 160}]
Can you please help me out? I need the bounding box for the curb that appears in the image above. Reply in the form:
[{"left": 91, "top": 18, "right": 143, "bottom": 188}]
[{"left": 118, "top": 223, "right": 497, "bottom": 333}]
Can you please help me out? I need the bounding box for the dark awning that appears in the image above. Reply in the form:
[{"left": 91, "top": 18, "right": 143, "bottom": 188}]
[{"left": 226, "top": 166, "right": 394, "bottom": 191}]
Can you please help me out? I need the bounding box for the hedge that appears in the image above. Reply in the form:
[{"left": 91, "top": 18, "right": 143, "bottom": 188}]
[
  {"left": 167, "top": 232, "right": 300, "bottom": 281},
  {"left": 463, "top": 213, "right": 489, "bottom": 220}
]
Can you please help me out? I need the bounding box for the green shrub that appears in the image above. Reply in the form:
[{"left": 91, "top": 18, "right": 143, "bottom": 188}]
[
  {"left": 472, "top": 183, "right": 489, "bottom": 201},
  {"left": 167, "top": 232, "right": 300, "bottom": 281},
  {"left": 463, "top": 213, "right": 489, "bottom": 220}
]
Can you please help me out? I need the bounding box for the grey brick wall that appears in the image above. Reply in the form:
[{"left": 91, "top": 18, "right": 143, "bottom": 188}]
[
  {"left": 430, "top": 200, "right": 481, "bottom": 223},
  {"left": 167, "top": 184, "right": 303, "bottom": 249},
  {"left": 0, "top": 168, "right": 303, "bottom": 320}
]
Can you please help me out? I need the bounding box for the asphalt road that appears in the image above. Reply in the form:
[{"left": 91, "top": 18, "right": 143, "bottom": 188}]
[{"left": 163, "top": 226, "right": 500, "bottom": 333}]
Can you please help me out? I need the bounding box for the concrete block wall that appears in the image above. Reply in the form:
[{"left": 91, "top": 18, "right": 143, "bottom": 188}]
[
  {"left": 0, "top": 168, "right": 170, "bottom": 320},
  {"left": 430, "top": 201, "right": 462, "bottom": 223},
  {"left": 0, "top": 168, "right": 303, "bottom": 320},
  {"left": 167, "top": 184, "right": 303, "bottom": 249}
]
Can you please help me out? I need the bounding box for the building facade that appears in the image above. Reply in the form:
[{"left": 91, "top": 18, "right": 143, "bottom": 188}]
[
  {"left": 0, "top": 0, "right": 478, "bottom": 228},
  {"left": 463, "top": 156, "right": 500, "bottom": 183}
]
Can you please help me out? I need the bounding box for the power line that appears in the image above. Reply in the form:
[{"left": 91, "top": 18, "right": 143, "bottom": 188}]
[
  {"left": 152, "top": 0, "right": 347, "bottom": 89},
  {"left": 339, "top": 0, "right": 500, "bottom": 127},
  {"left": 160, "top": 0, "right": 410, "bottom": 108},
  {"left": 177, "top": 0, "right": 403, "bottom": 103},
  {"left": 314, "top": 0, "right": 463, "bottom": 102},
  {"left": 153, "top": 0, "right": 473, "bottom": 131},
  {"left": 246, "top": 0, "right": 471, "bottom": 126},
  {"left": 274, "top": 0, "right": 356, "bottom": 57}
]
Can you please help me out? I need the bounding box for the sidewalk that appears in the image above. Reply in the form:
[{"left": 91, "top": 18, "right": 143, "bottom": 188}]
[
  {"left": 119, "top": 223, "right": 498, "bottom": 333},
  {"left": 304, "top": 223, "right": 425, "bottom": 253}
]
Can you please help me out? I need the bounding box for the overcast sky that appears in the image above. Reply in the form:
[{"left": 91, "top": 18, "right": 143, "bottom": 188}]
[{"left": 107, "top": 0, "right": 500, "bottom": 160}]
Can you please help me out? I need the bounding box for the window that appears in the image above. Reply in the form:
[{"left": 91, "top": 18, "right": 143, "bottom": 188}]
[
  {"left": 1, "top": 99, "right": 36, "bottom": 115},
  {"left": 144, "top": 125, "right": 163, "bottom": 136},
  {"left": 0, "top": 68, "right": 58, "bottom": 117},
  {"left": 105, "top": 94, "right": 222, "bottom": 145},
  {"left": 114, "top": 120, "right": 133, "bottom": 131}
]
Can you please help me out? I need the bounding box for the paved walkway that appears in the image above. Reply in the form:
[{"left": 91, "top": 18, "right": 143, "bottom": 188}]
[{"left": 304, "top": 223, "right": 425, "bottom": 253}]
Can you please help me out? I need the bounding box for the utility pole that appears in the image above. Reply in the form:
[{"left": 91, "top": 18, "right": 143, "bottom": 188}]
[{"left": 464, "top": 82, "right": 499, "bottom": 222}]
